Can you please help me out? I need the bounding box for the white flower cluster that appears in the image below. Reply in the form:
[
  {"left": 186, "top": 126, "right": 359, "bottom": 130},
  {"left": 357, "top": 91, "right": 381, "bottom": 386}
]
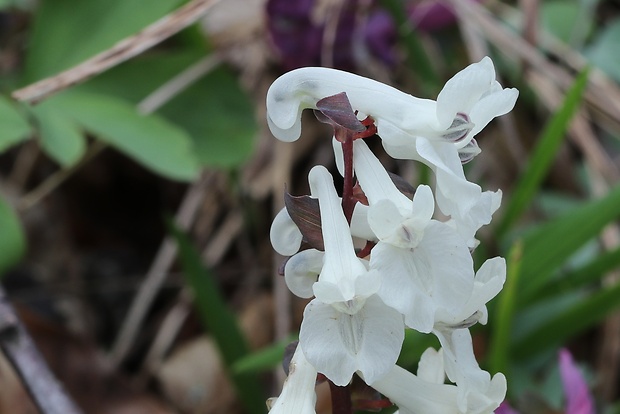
[{"left": 267, "top": 57, "right": 518, "bottom": 414}]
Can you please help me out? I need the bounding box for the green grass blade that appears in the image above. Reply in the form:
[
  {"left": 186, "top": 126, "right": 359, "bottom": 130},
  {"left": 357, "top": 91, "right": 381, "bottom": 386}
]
[
  {"left": 518, "top": 183, "right": 620, "bottom": 300},
  {"left": 169, "top": 222, "right": 265, "bottom": 414},
  {"left": 232, "top": 334, "right": 298, "bottom": 376},
  {"left": 488, "top": 241, "right": 522, "bottom": 376},
  {"left": 533, "top": 245, "right": 620, "bottom": 301},
  {"left": 513, "top": 282, "right": 620, "bottom": 360},
  {"left": 497, "top": 69, "right": 590, "bottom": 236}
]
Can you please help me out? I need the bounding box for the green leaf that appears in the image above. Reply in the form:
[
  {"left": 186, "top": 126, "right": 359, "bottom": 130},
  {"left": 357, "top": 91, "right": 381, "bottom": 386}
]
[
  {"left": 497, "top": 68, "right": 589, "bottom": 236},
  {"left": 541, "top": 1, "right": 592, "bottom": 46},
  {"left": 586, "top": 19, "right": 620, "bottom": 83},
  {"left": 52, "top": 91, "right": 199, "bottom": 181},
  {"left": 518, "top": 183, "right": 620, "bottom": 300},
  {"left": 534, "top": 245, "right": 620, "bottom": 301},
  {"left": 513, "top": 282, "right": 620, "bottom": 359},
  {"left": 32, "top": 104, "right": 86, "bottom": 167},
  {"left": 24, "top": 0, "right": 181, "bottom": 82},
  {"left": 0, "top": 95, "right": 32, "bottom": 152},
  {"left": 231, "top": 334, "right": 298, "bottom": 375},
  {"left": 79, "top": 55, "right": 256, "bottom": 169},
  {"left": 159, "top": 67, "right": 257, "bottom": 168},
  {"left": 488, "top": 241, "right": 522, "bottom": 375},
  {"left": 169, "top": 222, "right": 265, "bottom": 414},
  {"left": 0, "top": 195, "right": 26, "bottom": 275}
]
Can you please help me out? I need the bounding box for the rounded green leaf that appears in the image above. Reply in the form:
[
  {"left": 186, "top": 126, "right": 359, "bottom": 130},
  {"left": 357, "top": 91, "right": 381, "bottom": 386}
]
[
  {"left": 0, "top": 196, "right": 26, "bottom": 275},
  {"left": 54, "top": 91, "right": 199, "bottom": 181},
  {"left": 32, "top": 104, "right": 86, "bottom": 168},
  {"left": 0, "top": 95, "right": 32, "bottom": 153}
]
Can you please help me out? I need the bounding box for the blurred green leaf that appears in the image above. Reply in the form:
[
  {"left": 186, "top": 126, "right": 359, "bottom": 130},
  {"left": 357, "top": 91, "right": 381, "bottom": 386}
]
[
  {"left": 232, "top": 334, "right": 298, "bottom": 375},
  {"left": 0, "top": 195, "right": 26, "bottom": 275},
  {"left": 534, "top": 245, "right": 620, "bottom": 301},
  {"left": 52, "top": 91, "right": 199, "bottom": 181},
  {"left": 80, "top": 55, "right": 256, "bottom": 169},
  {"left": 489, "top": 241, "right": 522, "bottom": 375},
  {"left": 513, "top": 282, "right": 620, "bottom": 359},
  {"left": 0, "top": 95, "right": 32, "bottom": 153},
  {"left": 498, "top": 68, "right": 589, "bottom": 236},
  {"left": 170, "top": 222, "right": 265, "bottom": 414},
  {"left": 24, "top": 0, "right": 180, "bottom": 82},
  {"left": 32, "top": 104, "right": 86, "bottom": 167},
  {"left": 518, "top": 183, "right": 620, "bottom": 300},
  {"left": 586, "top": 19, "right": 620, "bottom": 83},
  {"left": 541, "top": 1, "right": 592, "bottom": 46},
  {"left": 159, "top": 67, "right": 257, "bottom": 168}
]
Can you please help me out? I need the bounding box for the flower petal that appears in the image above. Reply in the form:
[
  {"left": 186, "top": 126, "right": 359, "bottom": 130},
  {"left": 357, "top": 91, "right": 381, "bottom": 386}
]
[
  {"left": 266, "top": 67, "right": 437, "bottom": 142},
  {"left": 436, "top": 57, "right": 496, "bottom": 128},
  {"left": 353, "top": 139, "right": 411, "bottom": 210},
  {"left": 299, "top": 296, "right": 404, "bottom": 386},
  {"left": 268, "top": 345, "right": 318, "bottom": 414},
  {"left": 284, "top": 249, "right": 324, "bottom": 298},
  {"left": 468, "top": 87, "right": 519, "bottom": 139},
  {"left": 559, "top": 348, "right": 595, "bottom": 414},
  {"left": 270, "top": 207, "right": 303, "bottom": 256},
  {"left": 308, "top": 166, "right": 367, "bottom": 293}
]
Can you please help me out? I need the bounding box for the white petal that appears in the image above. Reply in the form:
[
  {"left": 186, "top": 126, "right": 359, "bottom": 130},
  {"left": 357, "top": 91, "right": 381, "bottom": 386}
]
[
  {"left": 270, "top": 207, "right": 303, "bottom": 256},
  {"left": 266, "top": 67, "right": 437, "bottom": 142},
  {"left": 468, "top": 88, "right": 519, "bottom": 139},
  {"left": 308, "top": 166, "right": 367, "bottom": 291},
  {"left": 268, "top": 345, "right": 317, "bottom": 414},
  {"left": 416, "top": 138, "right": 482, "bottom": 217},
  {"left": 284, "top": 249, "right": 324, "bottom": 298},
  {"left": 415, "top": 221, "right": 474, "bottom": 315},
  {"left": 350, "top": 203, "right": 377, "bottom": 242},
  {"left": 417, "top": 348, "right": 446, "bottom": 384},
  {"left": 370, "top": 364, "right": 461, "bottom": 413},
  {"left": 367, "top": 199, "right": 411, "bottom": 247},
  {"left": 353, "top": 139, "right": 411, "bottom": 210},
  {"left": 435, "top": 256, "right": 506, "bottom": 326},
  {"left": 436, "top": 57, "right": 496, "bottom": 128},
  {"left": 410, "top": 184, "right": 435, "bottom": 225},
  {"left": 299, "top": 296, "right": 404, "bottom": 386},
  {"left": 371, "top": 242, "right": 436, "bottom": 332}
]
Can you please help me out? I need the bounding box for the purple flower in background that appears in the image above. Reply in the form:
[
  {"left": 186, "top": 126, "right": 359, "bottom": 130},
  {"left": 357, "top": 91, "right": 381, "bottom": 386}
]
[
  {"left": 559, "top": 348, "right": 595, "bottom": 414},
  {"left": 266, "top": 0, "right": 397, "bottom": 70},
  {"left": 497, "top": 348, "right": 595, "bottom": 414},
  {"left": 408, "top": 0, "right": 480, "bottom": 32}
]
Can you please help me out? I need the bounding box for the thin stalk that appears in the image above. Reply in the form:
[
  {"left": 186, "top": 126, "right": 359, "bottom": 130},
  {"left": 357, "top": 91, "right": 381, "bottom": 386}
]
[
  {"left": 329, "top": 381, "right": 353, "bottom": 414},
  {"left": 341, "top": 130, "right": 355, "bottom": 225}
]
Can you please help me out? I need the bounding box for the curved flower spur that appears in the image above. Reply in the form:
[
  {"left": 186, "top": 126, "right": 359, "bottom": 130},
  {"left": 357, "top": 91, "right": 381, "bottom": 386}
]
[{"left": 266, "top": 58, "right": 516, "bottom": 414}]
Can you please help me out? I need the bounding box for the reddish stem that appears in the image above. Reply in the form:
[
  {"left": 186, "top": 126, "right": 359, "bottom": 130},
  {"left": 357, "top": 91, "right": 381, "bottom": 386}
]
[
  {"left": 341, "top": 129, "right": 355, "bottom": 225},
  {"left": 329, "top": 381, "right": 353, "bottom": 414}
]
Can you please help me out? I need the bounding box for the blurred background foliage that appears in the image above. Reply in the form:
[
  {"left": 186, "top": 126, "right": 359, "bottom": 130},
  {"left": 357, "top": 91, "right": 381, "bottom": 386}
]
[{"left": 1, "top": 0, "right": 620, "bottom": 413}]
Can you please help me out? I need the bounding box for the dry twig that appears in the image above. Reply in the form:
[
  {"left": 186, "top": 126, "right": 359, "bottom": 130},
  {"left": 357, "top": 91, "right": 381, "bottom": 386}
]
[
  {"left": 0, "top": 287, "right": 83, "bottom": 414},
  {"left": 12, "top": 0, "right": 221, "bottom": 105}
]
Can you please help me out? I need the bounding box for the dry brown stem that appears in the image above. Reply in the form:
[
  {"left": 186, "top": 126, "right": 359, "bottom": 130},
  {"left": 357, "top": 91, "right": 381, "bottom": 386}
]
[{"left": 12, "top": 0, "right": 221, "bottom": 105}]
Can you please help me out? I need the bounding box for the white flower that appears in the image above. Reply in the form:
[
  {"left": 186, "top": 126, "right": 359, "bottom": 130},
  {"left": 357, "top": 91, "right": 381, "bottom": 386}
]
[
  {"left": 267, "top": 345, "right": 317, "bottom": 414},
  {"left": 370, "top": 349, "right": 506, "bottom": 414},
  {"left": 434, "top": 257, "right": 507, "bottom": 327},
  {"left": 298, "top": 165, "right": 404, "bottom": 386},
  {"left": 266, "top": 57, "right": 516, "bottom": 245},
  {"left": 266, "top": 67, "right": 437, "bottom": 143},
  {"left": 270, "top": 202, "right": 375, "bottom": 257},
  {"left": 351, "top": 139, "right": 474, "bottom": 333},
  {"left": 433, "top": 329, "right": 506, "bottom": 413}
]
